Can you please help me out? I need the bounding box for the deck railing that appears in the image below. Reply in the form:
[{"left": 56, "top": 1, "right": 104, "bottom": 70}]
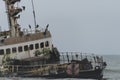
[{"left": 59, "top": 52, "right": 103, "bottom": 63}]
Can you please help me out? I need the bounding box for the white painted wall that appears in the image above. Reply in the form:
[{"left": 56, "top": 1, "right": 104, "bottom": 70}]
[{"left": 0, "top": 37, "right": 52, "bottom": 65}]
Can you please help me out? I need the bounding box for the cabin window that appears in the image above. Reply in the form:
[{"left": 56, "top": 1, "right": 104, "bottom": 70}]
[
  {"left": 24, "top": 45, "right": 28, "bottom": 51},
  {"left": 40, "top": 42, "right": 44, "bottom": 48},
  {"left": 35, "top": 43, "right": 39, "bottom": 49},
  {"left": 45, "top": 41, "right": 49, "bottom": 47},
  {"left": 12, "top": 47, "right": 17, "bottom": 53},
  {"left": 6, "top": 48, "right": 11, "bottom": 54},
  {"left": 30, "top": 44, "right": 34, "bottom": 50},
  {"left": 0, "top": 49, "right": 4, "bottom": 55},
  {"left": 18, "top": 46, "right": 23, "bottom": 52}
]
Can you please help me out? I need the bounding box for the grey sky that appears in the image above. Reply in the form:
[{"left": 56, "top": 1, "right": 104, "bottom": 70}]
[{"left": 0, "top": 0, "right": 120, "bottom": 55}]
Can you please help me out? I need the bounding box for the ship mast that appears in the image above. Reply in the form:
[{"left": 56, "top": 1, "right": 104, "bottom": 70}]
[
  {"left": 3, "top": 0, "right": 22, "bottom": 37},
  {"left": 31, "top": 0, "right": 37, "bottom": 29}
]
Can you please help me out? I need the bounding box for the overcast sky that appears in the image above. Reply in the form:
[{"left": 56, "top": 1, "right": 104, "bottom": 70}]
[{"left": 0, "top": 0, "right": 120, "bottom": 55}]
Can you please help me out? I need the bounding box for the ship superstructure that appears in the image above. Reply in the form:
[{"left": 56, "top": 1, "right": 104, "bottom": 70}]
[{"left": 0, "top": 0, "right": 59, "bottom": 65}]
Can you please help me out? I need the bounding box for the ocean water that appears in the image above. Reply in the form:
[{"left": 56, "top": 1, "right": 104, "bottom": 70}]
[
  {"left": 103, "top": 55, "right": 120, "bottom": 80},
  {"left": 0, "top": 55, "right": 119, "bottom": 80}
]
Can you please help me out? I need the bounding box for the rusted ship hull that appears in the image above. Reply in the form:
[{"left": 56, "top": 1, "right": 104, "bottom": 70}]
[
  {"left": 1, "top": 52, "right": 106, "bottom": 79},
  {"left": 16, "top": 68, "right": 103, "bottom": 79}
]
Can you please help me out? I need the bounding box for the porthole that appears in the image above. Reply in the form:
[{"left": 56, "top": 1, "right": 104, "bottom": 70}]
[
  {"left": 30, "top": 44, "right": 34, "bottom": 50},
  {"left": 35, "top": 43, "right": 39, "bottom": 49},
  {"left": 24, "top": 45, "right": 28, "bottom": 51},
  {"left": 12, "top": 47, "right": 17, "bottom": 53},
  {"left": 45, "top": 41, "right": 49, "bottom": 47},
  {"left": 6, "top": 48, "right": 11, "bottom": 54},
  {"left": 18, "top": 46, "right": 23, "bottom": 52},
  {"left": 40, "top": 42, "right": 44, "bottom": 48},
  {"left": 0, "top": 49, "right": 4, "bottom": 55}
]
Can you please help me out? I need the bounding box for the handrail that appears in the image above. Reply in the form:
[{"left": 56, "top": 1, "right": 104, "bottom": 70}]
[{"left": 59, "top": 52, "right": 103, "bottom": 63}]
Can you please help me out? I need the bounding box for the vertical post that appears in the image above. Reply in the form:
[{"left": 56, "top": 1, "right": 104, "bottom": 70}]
[
  {"left": 31, "top": 0, "right": 37, "bottom": 30},
  {"left": 71, "top": 52, "right": 74, "bottom": 60},
  {"left": 12, "top": 65, "right": 14, "bottom": 73},
  {"left": 62, "top": 52, "right": 65, "bottom": 63},
  {"left": 81, "top": 53, "right": 83, "bottom": 60},
  {"left": 28, "top": 46, "right": 31, "bottom": 58},
  {"left": 66, "top": 52, "right": 69, "bottom": 63}
]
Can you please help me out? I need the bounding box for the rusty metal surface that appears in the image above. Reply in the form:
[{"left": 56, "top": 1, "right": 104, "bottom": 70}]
[{"left": 4, "top": 31, "right": 51, "bottom": 45}]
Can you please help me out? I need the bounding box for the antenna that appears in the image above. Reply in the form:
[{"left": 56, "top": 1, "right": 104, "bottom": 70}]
[{"left": 31, "top": 0, "right": 37, "bottom": 29}]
